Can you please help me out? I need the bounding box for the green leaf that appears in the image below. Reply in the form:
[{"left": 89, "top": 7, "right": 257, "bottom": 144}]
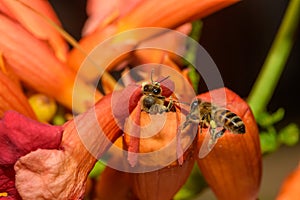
[
  {"left": 256, "top": 108, "right": 285, "bottom": 128},
  {"left": 278, "top": 123, "right": 300, "bottom": 146},
  {"left": 259, "top": 128, "right": 278, "bottom": 154}
]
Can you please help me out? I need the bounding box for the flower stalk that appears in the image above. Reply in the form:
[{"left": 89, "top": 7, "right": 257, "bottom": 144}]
[{"left": 247, "top": 0, "right": 300, "bottom": 117}]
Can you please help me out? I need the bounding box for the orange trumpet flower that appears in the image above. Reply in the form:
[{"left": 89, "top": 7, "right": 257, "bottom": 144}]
[
  {"left": 68, "top": 0, "right": 239, "bottom": 78},
  {"left": 0, "top": 1, "right": 101, "bottom": 113}
]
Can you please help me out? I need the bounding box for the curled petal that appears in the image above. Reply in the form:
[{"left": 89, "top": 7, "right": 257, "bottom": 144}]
[
  {"left": 0, "top": 0, "right": 68, "bottom": 61},
  {"left": 196, "top": 88, "right": 262, "bottom": 199},
  {"left": 117, "top": 0, "right": 238, "bottom": 31},
  {"left": 14, "top": 86, "right": 140, "bottom": 199},
  {"left": 15, "top": 149, "right": 89, "bottom": 200},
  {"left": 276, "top": 163, "right": 300, "bottom": 199},
  {"left": 68, "top": 0, "right": 238, "bottom": 78},
  {"left": 0, "top": 71, "right": 36, "bottom": 118},
  {"left": 0, "top": 14, "right": 100, "bottom": 113},
  {"left": 83, "top": 0, "right": 142, "bottom": 36},
  {"left": 0, "top": 111, "right": 62, "bottom": 165},
  {"left": 0, "top": 111, "right": 62, "bottom": 199}
]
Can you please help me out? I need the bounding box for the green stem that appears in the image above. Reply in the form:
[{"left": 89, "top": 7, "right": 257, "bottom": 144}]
[{"left": 247, "top": 0, "right": 300, "bottom": 117}]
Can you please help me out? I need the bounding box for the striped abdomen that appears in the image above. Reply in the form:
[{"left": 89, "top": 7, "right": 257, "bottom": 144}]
[{"left": 213, "top": 109, "right": 245, "bottom": 134}]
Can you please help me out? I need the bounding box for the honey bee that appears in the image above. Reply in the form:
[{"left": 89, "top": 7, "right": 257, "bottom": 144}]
[
  {"left": 182, "top": 98, "right": 245, "bottom": 158},
  {"left": 141, "top": 70, "right": 173, "bottom": 114}
]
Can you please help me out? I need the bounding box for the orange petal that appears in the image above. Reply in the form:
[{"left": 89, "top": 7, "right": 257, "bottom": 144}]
[
  {"left": 276, "top": 163, "right": 300, "bottom": 200},
  {"left": 131, "top": 152, "right": 195, "bottom": 200},
  {"left": 117, "top": 0, "right": 239, "bottom": 31},
  {"left": 94, "top": 166, "right": 134, "bottom": 200},
  {"left": 0, "top": 14, "right": 100, "bottom": 113},
  {"left": 126, "top": 111, "right": 196, "bottom": 199},
  {"left": 0, "top": 0, "right": 68, "bottom": 61},
  {"left": 196, "top": 88, "right": 262, "bottom": 199},
  {"left": 15, "top": 92, "right": 126, "bottom": 199},
  {"left": 83, "top": 0, "right": 142, "bottom": 36},
  {"left": 0, "top": 71, "right": 36, "bottom": 119},
  {"left": 68, "top": 0, "right": 238, "bottom": 78}
]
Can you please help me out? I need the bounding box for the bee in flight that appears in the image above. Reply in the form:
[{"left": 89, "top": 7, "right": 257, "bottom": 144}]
[
  {"left": 141, "top": 70, "right": 173, "bottom": 114},
  {"left": 181, "top": 98, "right": 245, "bottom": 158}
]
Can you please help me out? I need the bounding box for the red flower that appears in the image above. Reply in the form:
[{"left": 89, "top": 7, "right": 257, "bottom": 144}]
[{"left": 0, "top": 111, "right": 63, "bottom": 199}]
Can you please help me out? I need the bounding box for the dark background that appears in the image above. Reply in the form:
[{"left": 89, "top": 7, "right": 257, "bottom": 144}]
[{"left": 49, "top": 0, "right": 300, "bottom": 125}]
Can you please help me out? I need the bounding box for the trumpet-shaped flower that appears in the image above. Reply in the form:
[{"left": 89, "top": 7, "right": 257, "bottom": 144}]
[
  {"left": 0, "top": 1, "right": 101, "bottom": 113},
  {"left": 68, "top": 0, "right": 239, "bottom": 78},
  {"left": 196, "top": 88, "right": 262, "bottom": 199}
]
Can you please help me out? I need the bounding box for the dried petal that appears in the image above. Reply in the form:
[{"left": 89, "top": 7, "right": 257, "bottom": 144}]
[
  {"left": 0, "top": 111, "right": 63, "bottom": 199},
  {"left": 276, "top": 163, "right": 300, "bottom": 200},
  {"left": 196, "top": 88, "right": 262, "bottom": 199},
  {"left": 0, "top": 0, "right": 68, "bottom": 61},
  {"left": 0, "top": 111, "right": 62, "bottom": 165},
  {"left": 14, "top": 85, "right": 141, "bottom": 199}
]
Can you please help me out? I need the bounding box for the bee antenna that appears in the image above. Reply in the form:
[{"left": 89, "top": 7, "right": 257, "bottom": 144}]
[
  {"left": 150, "top": 68, "right": 155, "bottom": 83},
  {"left": 158, "top": 76, "right": 170, "bottom": 83}
]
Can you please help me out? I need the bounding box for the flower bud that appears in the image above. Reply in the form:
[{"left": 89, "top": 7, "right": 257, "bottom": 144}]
[{"left": 196, "top": 88, "right": 262, "bottom": 199}]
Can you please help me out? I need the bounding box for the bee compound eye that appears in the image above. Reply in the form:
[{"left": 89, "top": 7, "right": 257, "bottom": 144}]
[
  {"left": 152, "top": 87, "right": 161, "bottom": 95},
  {"left": 143, "top": 84, "right": 150, "bottom": 92}
]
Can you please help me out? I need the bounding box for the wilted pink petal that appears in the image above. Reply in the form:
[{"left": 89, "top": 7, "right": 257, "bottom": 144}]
[
  {"left": 0, "top": 111, "right": 63, "bottom": 199},
  {"left": 0, "top": 111, "right": 62, "bottom": 165},
  {"left": 0, "top": 167, "right": 21, "bottom": 199},
  {"left": 13, "top": 83, "right": 145, "bottom": 199}
]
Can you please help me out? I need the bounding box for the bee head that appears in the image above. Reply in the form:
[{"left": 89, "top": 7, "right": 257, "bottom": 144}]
[{"left": 142, "top": 82, "right": 162, "bottom": 95}]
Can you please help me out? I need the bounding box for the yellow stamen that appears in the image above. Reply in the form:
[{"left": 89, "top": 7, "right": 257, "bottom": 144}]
[{"left": 0, "top": 192, "right": 8, "bottom": 197}]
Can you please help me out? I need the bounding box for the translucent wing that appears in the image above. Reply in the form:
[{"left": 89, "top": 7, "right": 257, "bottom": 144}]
[{"left": 198, "top": 128, "right": 219, "bottom": 159}]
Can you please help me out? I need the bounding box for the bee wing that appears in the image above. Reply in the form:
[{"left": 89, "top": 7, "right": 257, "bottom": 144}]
[{"left": 198, "top": 129, "right": 218, "bottom": 159}]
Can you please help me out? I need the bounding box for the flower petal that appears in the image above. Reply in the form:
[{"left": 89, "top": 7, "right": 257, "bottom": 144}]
[
  {"left": 0, "top": 14, "right": 100, "bottom": 113},
  {"left": 117, "top": 0, "right": 238, "bottom": 31},
  {"left": 13, "top": 86, "right": 139, "bottom": 199},
  {"left": 0, "top": 0, "right": 68, "bottom": 61},
  {"left": 0, "top": 71, "right": 36, "bottom": 119},
  {"left": 0, "top": 111, "right": 63, "bottom": 165},
  {"left": 196, "top": 88, "right": 262, "bottom": 199},
  {"left": 83, "top": 0, "right": 142, "bottom": 36},
  {"left": 94, "top": 166, "right": 134, "bottom": 200},
  {"left": 0, "top": 111, "right": 62, "bottom": 199},
  {"left": 276, "top": 163, "right": 300, "bottom": 200},
  {"left": 68, "top": 0, "right": 238, "bottom": 79}
]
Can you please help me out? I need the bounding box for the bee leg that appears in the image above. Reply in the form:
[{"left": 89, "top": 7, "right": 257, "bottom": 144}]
[
  {"left": 160, "top": 96, "right": 173, "bottom": 114},
  {"left": 166, "top": 96, "right": 173, "bottom": 111}
]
